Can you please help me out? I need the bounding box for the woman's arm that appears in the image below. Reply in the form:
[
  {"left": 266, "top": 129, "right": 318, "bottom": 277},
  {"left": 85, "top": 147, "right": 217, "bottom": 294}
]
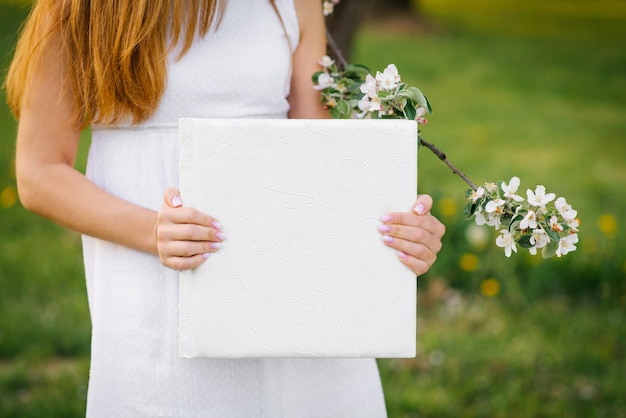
[
  {"left": 15, "top": 32, "right": 222, "bottom": 270},
  {"left": 287, "top": 1, "right": 446, "bottom": 276},
  {"left": 288, "top": 0, "right": 329, "bottom": 119}
]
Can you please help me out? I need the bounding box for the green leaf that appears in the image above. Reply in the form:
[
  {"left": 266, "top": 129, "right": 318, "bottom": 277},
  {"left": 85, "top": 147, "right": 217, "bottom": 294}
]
[
  {"left": 509, "top": 215, "right": 523, "bottom": 232},
  {"left": 346, "top": 63, "right": 371, "bottom": 78},
  {"left": 518, "top": 234, "right": 534, "bottom": 248},
  {"left": 542, "top": 240, "right": 558, "bottom": 258},
  {"left": 464, "top": 202, "right": 477, "bottom": 218},
  {"left": 336, "top": 99, "right": 351, "bottom": 115},
  {"left": 329, "top": 107, "right": 341, "bottom": 119},
  {"left": 404, "top": 101, "right": 417, "bottom": 120},
  {"left": 424, "top": 95, "right": 433, "bottom": 113},
  {"left": 542, "top": 223, "right": 561, "bottom": 242},
  {"left": 406, "top": 87, "right": 431, "bottom": 113},
  {"left": 312, "top": 71, "right": 324, "bottom": 83}
]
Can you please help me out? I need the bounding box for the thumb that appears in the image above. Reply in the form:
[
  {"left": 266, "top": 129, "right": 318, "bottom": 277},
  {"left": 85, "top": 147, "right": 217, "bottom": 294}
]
[
  {"left": 163, "top": 187, "right": 182, "bottom": 208},
  {"left": 412, "top": 194, "right": 434, "bottom": 215}
]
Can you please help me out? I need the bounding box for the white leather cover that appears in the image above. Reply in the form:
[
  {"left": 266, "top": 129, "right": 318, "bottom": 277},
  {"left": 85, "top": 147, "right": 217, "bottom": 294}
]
[{"left": 178, "top": 118, "right": 417, "bottom": 358}]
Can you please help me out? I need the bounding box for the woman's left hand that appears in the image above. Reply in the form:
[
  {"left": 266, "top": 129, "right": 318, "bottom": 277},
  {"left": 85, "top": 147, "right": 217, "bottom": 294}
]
[{"left": 379, "top": 194, "right": 446, "bottom": 276}]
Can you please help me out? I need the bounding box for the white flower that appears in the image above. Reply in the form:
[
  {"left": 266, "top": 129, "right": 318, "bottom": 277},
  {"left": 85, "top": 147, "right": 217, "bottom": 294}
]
[
  {"left": 474, "top": 207, "right": 487, "bottom": 226},
  {"left": 322, "top": 1, "right": 335, "bottom": 16},
  {"left": 375, "top": 64, "right": 401, "bottom": 91},
  {"left": 474, "top": 206, "right": 501, "bottom": 229},
  {"left": 484, "top": 211, "right": 502, "bottom": 229},
  {"left": 556, "top": 233, "right": 578, "bottom": 257},
  {"left": 549, "top": 215, "right": 563, "bottom": 232},
  {"left": 469, "top": 187, "right": 485, "bottom": 203},
  {"left": 496, "top": 230, "right": 517, "bottom": 257},
  {"left": 519, "top": 210, "right": 538, "bottom": 230},
  {"left": 357, "top": 97, "right": 371, "bottom": 112},
  {"left": 318, "top": 55, "right": 335, "bottom": 68},
  {"left": 567, "top": 217, "right": 580, "bottom": 232},
  {"left": 527, "top": 185, "right": 556, "bottom": 209},
  {"left": 502, "top": 176, "right": 524, "bottom": 202},
  {"left": 314, "top": 73, "right": 334, "bottom": 90},
  {"left": 484, "top": 182, "right": 498, "bottom": 193},
  {"left": 485, "top": 198, "right": 505, "bottom": 214},
  {"left": 528, "top": 228, "right": 550, "bottom": 255},
  {"left": 416, "top": 107, "right": 427, "bottom": 117},
  {"left": 360, "top": 74, "right": 378, "bottom": 98},
  {"left": 555, "top": 197, "right": 577, "bottom": 221}
]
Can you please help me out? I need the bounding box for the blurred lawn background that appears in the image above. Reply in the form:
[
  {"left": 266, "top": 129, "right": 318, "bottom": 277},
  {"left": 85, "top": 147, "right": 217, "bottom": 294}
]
[{"left": 1, "top": 0, "right": 625, "bottom": 417}]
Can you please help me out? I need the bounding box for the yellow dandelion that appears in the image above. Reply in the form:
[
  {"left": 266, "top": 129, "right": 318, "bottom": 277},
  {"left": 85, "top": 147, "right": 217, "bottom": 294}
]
[
  {"left": 598, "top": 214, "right": 617, "bottom": 238},
  {"left": 459, "top": 253, "right": 479, "bottom": 272},
  {"left": 439, "top": 197, "right": 457, "bottom": 217},
  {"left": 1, "top": 185, "right": 18, "bottom": 209},
  {"left": 481, "top": 278, "right": 500, "bottom": 297}
]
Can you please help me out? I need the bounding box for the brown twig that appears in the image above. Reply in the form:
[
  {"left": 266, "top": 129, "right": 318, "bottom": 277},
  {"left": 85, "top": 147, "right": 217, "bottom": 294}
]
[
  {"left": 419, "top": 135, "right": 478, "bottom": 191},
  {"left": 325, "top": 28, "right": 348, "bottom": 71},
  {"left": 325, "top": 28, "right": 478, "bottom": 191}
]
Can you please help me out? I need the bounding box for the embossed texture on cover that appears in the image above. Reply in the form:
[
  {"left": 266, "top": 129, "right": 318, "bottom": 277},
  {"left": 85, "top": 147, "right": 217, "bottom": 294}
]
[{"left": 178, "top": 118, "right": 417, "bottom": 358}]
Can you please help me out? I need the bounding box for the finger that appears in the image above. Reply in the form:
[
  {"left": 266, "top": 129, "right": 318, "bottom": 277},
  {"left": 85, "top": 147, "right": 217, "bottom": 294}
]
[
  {"left": 380, "top": 212, "right": 446, "bottom": 237},
  {"left": 379, "top": 223, "right": 433, "bottom": 245},
  {"left": 163, "top": 187, "right": 182, "bottom": 208},
  {"left": 379, "top": 220, "right": 445, "bottom": 242},
  {"left": 396, "top": 250, "right": 432, "bottom": 276},
  {"left": 382, "top": 236, "right": 439, "bottom": 274},
  {"left": 160, "top": 223, "right": 227, "bottom": 243},
  {"left": 162, "top": 253, "right": 210, "bottom": 271},
  {"left": 162, "top": 206, "right": 223, "bottom": 230},
  {"left": 381, "top": 231, "right": 443, "bottom": 259},
  {"left": 163, "top": 239, "right": 223, "bottom": 258},
  {"left": 412, "top": 194, "right": 434, "bottom": 215}
]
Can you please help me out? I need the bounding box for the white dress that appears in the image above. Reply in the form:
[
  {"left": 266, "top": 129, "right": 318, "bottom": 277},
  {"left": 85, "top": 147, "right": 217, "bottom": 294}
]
[{"left": 81, "top": 1, "right": 388, "bottom": 417}]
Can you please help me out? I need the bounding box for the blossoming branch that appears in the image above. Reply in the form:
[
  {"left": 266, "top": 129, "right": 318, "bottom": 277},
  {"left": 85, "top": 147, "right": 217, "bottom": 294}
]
[{"left": 313, "top": 55, "right": 579, "bottom": 258}]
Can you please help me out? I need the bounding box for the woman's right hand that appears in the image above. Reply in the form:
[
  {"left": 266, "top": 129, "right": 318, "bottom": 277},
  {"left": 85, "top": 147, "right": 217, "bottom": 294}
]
[{"left": 156, "top": 187, "right": 226, "bottom": 271}]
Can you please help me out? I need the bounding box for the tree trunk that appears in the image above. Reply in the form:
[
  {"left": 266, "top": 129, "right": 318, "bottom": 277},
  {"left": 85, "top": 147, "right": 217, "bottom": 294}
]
[
  {"left": 325, "top": 0, "right": 417, "bottom": 63},
  {"left": 325, "top": 0, "right": 376, "bottom": 63}
]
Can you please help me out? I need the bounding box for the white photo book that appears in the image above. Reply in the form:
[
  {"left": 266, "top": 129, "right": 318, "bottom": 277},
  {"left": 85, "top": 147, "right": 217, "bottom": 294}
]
[{"left": 178, "top": 118, "right": 417, "bottom": 358}]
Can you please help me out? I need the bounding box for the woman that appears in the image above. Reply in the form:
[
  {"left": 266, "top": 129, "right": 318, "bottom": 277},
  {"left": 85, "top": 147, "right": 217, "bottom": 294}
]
[{"left": 6, "top": 0, "right": 445, "bottom": 416}]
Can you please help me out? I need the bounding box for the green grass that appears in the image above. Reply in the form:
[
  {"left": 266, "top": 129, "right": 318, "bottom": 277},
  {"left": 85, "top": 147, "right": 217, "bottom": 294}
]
[{"left": 1, "top": 1, "right": 625, "bottom": 417}]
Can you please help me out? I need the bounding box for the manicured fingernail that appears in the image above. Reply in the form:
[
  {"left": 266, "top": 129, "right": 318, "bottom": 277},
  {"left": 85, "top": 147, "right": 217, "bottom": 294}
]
[
  {"left": 397, "top": 251, "right": 408, "bottom": 260},
  {"left": 382, "top": 235, "right": 394, "bottom": 243},
  {"left": 380, "top": 214, "right": 393, "bottom": 223},
  {"left": 210, "top": 242, "right": 222, "bottom": 250},
  {"left": 413, "top": 203, "right": 425, "bottom": 215},
  {"left": 216, "top": 231, "right": 227, "bottom": 241},
  {"left": 202, "top": 252, "right": 210, "bottom": 259},
  {"left": 171, "top": 196, "right": 183, "bottom": 207},
  {"left": 378, "top": 224, "right": 391, "bottom": 233},
  {"left": 211, "top": 220, "right": 223, "bottom": 230}
]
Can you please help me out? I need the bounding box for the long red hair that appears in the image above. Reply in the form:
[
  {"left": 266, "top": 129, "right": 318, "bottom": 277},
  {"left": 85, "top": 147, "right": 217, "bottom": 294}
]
[{"left": 5, "top": 0, "right": 225, "bottom": 127}]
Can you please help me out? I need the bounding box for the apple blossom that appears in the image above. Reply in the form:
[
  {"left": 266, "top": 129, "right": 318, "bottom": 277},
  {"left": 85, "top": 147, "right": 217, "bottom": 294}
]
[
  {"left": 485, "top": 198, "right": 505, "bottom": 214},
  {"left": 314, "top": 73, "right": 335, "bottom": 90},
  {"left": 376, "top": 64, "right": 401, "bottom": 91},
  {"left": 528, "top": 228, "right": 550, "bottom": 255},
  {"left": 556, "top": 234, "right": 579, "bottom": 257},
  {"left": 555, "top": 197, "right": 577, "bottom": 221},
  {"left": 310, "top": 51, "right": 580, "bottom": 259},
  {"left": 549, "top": 215, "right": 563, "bottom": 232},
  {"left": 519, "top": 210, "right": 538, "bottom": 230},
  {"left": 469, "top": 187, "right": 485, "bottom": 203},
  {"left": 527, "top": 185, "right": 556, "bottom": 209},
  {"left": 318, "top": 55, "right": 335, "bottom": 68},
  {"left": 496, "top": 230, "right": 517, "bottom": 257},
  {"left": 502, "top": 176, "right": 525, "bottom": 202}
]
